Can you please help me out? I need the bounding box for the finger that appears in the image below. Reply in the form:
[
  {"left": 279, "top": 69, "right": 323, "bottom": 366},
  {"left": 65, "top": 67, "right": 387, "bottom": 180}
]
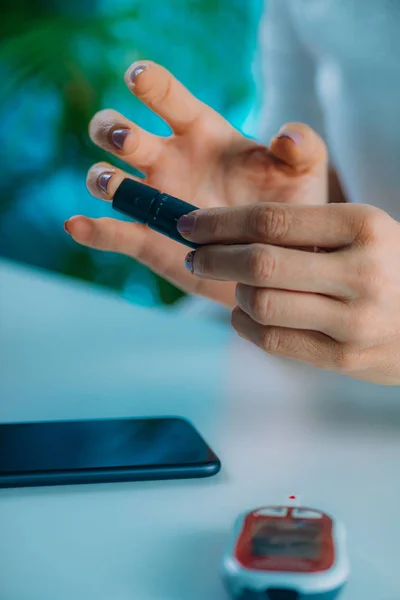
[
  {"left": 235, "top": 284, "right": 347, "bottom": 339},
  {"left": 124, "top": 60, "right": 229, "bottom": 136},
  {"left": 86, "top": 162, "right": 143, "bottom": 201},
  {"left": 65, "top": 215, "right": 144, "bottom": 254},
  {"left": 189, "top": 244, "right": 350, "bottom": 297},
  {"left": 89, "top": 109, "right": 163, "bottom": 172},
  {"left": 65, "top": 215, "right": 236, "bottom": 307},
  {"left": 178, "top": 202, "right": 370, "bottom": 248},
  {"left": 231, "top": 307, "right": 342, "bottom": 368},
  {"left": 269, "top": 122, "right": 328, "bottom": 173}
]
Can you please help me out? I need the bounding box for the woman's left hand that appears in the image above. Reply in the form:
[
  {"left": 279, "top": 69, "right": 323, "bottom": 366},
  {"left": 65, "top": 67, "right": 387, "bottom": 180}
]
[{"left": 177, "top": 202, "right": 400, "bottom": 385}]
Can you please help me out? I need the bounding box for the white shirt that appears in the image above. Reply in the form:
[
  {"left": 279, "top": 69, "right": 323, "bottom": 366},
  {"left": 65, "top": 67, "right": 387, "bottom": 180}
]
[{"left": 259, "top": 0, "right": 400, "bottom": 219}]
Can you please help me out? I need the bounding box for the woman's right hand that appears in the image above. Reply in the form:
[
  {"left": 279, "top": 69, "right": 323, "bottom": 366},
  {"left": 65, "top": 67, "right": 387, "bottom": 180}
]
[{"left": 65, "top": 60, "right": 328, "bottom": 307}]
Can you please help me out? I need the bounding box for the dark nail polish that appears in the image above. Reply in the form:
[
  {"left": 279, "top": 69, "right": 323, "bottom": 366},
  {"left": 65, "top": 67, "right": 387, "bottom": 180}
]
[
  {"left": 111, "top": 128, "right": 130, "bottom": 149},
  {"left": 64, "top": 220, "right": 71, "bottom": 234},
  {"left": 276, "top": 131, "right": 303, "bottom": 145},
  {"left": 184, "top": 251, "right": 195, "bottom": 272},
  {"left": 177, "top": 214, "right": 196, "bottom": 235},
  {"left": 98, "top": 172, "right": 113, "bottom": 193},
  {"left": 130, "top": 64, "right": 148, "bottom": 84}
]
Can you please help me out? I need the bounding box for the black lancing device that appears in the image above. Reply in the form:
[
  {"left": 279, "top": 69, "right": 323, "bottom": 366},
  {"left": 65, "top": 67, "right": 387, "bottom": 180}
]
[{"left": 112, "top": 178, "right": 199, "bottom": 249}]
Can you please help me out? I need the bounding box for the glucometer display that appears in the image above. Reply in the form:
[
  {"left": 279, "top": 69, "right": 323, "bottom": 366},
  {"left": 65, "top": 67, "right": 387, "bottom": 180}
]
[{"left": 251, "top": 520, "right": 321, "bottom": 560}]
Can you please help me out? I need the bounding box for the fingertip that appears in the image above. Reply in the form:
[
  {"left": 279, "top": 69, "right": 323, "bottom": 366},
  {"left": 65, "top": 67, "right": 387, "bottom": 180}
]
[
  {"left": 270, "top": 133, "right": 303, "bottom": 168},
  {"left": 270, "top": 122, "right": 327, "bottom": 170},
  {"left": 88, "top": 109, "right": 140, "bottom": 158},
  {"left": 231, "top": 305, "right": 246, "bottom": 330},
  {"left": 86, "top": 162, "right": 117, "bottom": 199},
  {"left": 64, "top": 216, "right": 95, "bottom": 243},
  {"left": 176, "top": 212, "right": 198, "bottom": 238},
  {"left": 88, "top": 109, "right": 118, "bottom": 143},
  {"left": 275, "top": 130, "right": 304, "bottom": 146},
  {"left": 124, "top": 59, "right": 214, "bottom": 136},
  {"left": 270, "top": 123, "right": 306, "bottom": 160},
  {"left": 124, "top": 60, "right": 154, "bottom": 92},
  {"left": 277, "top": 122, "right": 319, "bottom": 141}
]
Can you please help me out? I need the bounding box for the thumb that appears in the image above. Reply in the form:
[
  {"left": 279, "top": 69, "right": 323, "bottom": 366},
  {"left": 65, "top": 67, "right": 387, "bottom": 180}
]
[{"left": 269, "top": 122, "right": 328, "bottom": 173}]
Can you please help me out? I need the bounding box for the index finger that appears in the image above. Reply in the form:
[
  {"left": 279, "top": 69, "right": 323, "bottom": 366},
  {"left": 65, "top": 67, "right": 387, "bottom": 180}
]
[
  {"left": 177, "top": 203, "right": 370, "bottom": 248},
  {"left": 125, "top": 60, "right": 229, "bottom": 136}
]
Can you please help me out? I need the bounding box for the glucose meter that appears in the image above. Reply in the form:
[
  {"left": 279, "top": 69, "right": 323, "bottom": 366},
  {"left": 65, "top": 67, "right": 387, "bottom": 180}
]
[{"left": 222, "top": 505, "right": 349, "bottom": 600}]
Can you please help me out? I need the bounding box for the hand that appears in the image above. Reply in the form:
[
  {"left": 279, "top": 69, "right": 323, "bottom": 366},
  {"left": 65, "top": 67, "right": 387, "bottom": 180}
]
[
  {"left": 177, "top": 202, "right": 400, "bottom": 385},
  {"left": 65, "top": 60, "right": 328, "bottom": 306}
]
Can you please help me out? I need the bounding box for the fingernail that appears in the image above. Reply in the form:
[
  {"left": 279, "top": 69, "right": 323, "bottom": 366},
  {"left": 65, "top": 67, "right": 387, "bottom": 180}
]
[
  {"left": 111, "top": 128, "right": 130, "bottom": 149},
  {"left": 276, "top": 131, "right": 303, "bottom": 145},
  {"left": 130, "top": 64, "right": 148, "bottom": 84},
  {"left": 98, "top": 172, "right": 113, "bottom": 193},
  {"left": 184, "top": 251, "right": 195, "bottom": 272},
  {"left": 177, "top": 213, "right": 196, "bottom": 235},
  {"left": 64, "top": 220, "right": 71, "bottom": 234}
]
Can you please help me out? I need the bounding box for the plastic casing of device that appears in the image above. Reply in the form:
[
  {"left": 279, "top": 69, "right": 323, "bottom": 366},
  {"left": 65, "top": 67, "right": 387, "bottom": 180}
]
[{"left": 221, "top": 506, "right": 349, "bottom": 600}]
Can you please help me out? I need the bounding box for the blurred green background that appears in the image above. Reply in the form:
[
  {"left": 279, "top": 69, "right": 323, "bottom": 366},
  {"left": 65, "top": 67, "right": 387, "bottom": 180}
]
[{"left": 0, "top": 0, "right": 263, "bottom": 306}]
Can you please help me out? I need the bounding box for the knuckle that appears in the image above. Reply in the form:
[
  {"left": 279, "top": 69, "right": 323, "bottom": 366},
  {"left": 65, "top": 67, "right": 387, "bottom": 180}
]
[
  {"left": 249, "top": 289, "right": 275, "bottom": 323},
  {"left": 346, "top": 310, "right": 365, "bottom": 341},
  {"left": 90, "top": 218, "right": 106, "bottom": 248},
  {"left": 247, "top": 245, "right": 276, "bottom": 282},
  {"left": 345, "top": 304, "right": 383, "bottom": 345},
  {"left": 344, "top": 306, "right": 369, "bottom": 342},
  {"left": 354, "top": 254, "right": 385, "bottom": 298},
  {"left": 96, "top": 218, "right": 125, "bottom": 253},
  {"left": 248, "top": 204, "right": 290, "bottom": 242},
  {"left": 105, "top": 219, "right": 123, "bottom": 253},
  {"left": 143, "top": 75, "right": 173, "bottom": 106},
  {"left": 194, "top": 248, "right": 212, "bottom": 275},
  {"left": 205, "top": 209, "right": 230, "bottom": 238},
  {"left": 334, "top": 346, "right": 363, "bottom": 372},
  {"left": 90, "top": 218, "right": 109, "bottom": 249},
  {"left": 356, "top": 206, "right": 389, "bottom": 244},
  {"left": 260, "top": 327, "right": 283, "bottom": 354}
]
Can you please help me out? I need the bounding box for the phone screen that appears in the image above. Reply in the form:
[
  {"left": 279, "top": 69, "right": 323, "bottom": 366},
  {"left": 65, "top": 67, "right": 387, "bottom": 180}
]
[{"left": 0, "top": 417, "right": 217, "bottom": 474}]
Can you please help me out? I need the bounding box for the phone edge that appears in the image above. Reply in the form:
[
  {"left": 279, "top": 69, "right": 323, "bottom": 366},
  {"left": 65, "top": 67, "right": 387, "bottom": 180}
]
[{"left": 0, "top": 460, "right": 221, "bottom": 489}]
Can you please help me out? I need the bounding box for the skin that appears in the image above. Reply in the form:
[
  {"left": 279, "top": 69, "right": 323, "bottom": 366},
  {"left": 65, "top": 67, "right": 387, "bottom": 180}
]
[
  {"left": 65, "top": 60, "right": 329, "bottom": 307},
  {"left": 181, "top": 203, "right": 400, "bottom": 385},
  {"left": 65, "top": 61, "right": 400, "bottom": 385}
]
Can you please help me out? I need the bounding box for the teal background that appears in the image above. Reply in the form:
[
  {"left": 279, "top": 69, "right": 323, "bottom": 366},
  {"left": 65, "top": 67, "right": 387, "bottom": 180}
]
[{"left": 0, "top": 0, "right": 264, "bottom": 306}]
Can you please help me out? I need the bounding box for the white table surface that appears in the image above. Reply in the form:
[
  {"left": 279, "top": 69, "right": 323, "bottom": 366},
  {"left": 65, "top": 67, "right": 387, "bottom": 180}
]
[{"left": 0, "top": 258, "right": 399, "bottom": 600}]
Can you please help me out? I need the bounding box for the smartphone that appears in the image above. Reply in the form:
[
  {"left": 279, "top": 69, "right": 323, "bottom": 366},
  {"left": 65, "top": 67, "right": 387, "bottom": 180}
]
[{"left": 0, "top": 417, "right": 221, "bottom": 489}]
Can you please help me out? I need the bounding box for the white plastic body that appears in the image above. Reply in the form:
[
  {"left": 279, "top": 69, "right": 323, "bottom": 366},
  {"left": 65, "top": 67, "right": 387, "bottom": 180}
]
[{"left": 222, "top": 507, "right": 350, "bottom": 599}]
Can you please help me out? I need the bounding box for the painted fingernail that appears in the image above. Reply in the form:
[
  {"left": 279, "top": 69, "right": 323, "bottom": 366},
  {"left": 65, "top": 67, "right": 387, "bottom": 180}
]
[
  {"left": 98, "top": 172, "right": 113, "bottom": 193},
  {"left": 276, "top": 131, "right": 303, "bottom": 145},
  {"left": 64, "top": 220, "right": 71, "bottom": 234},
  {"left": 184, "top": 251, "right": 195, "bottom": 272},
  {"left": 130, "top": 64, "right": 148, "bottom": 84},
  {"left": 177, "top": 213, "right": 196, "bottom": 235},
  {"left": 111, "top": 128, "right": 130, "bottom": 149}
]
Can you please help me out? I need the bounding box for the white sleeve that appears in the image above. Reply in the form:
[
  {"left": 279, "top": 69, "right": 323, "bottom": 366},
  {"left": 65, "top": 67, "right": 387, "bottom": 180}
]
[{"left": 258, "top": 0, "right": 326, "bottom": 143}]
